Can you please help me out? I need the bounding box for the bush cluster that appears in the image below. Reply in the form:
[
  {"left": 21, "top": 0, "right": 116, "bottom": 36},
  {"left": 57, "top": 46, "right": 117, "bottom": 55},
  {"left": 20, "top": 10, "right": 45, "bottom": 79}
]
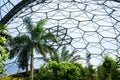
[
  {"left": 34, "top": 56, "right": 120, "bottom": 80},
  {"left": 34, "top": 60, "right": 87, "bottom": 80}
]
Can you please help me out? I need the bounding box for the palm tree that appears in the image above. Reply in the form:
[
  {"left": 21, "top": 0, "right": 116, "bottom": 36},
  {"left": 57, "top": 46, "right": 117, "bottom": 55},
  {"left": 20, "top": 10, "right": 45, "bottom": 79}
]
[
  {"left": 9, "top": 17, "right": 58, "bottom": 80},
  {"left": 97, "top": 55, "right": 118, "bottom": 80},
  {"left": 51, "top": 46, "right": 82, "bottom": 62}
]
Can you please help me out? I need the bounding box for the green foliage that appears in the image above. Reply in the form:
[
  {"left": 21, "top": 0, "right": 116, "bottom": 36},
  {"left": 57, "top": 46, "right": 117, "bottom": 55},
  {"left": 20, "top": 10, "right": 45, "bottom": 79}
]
[
  {"left": 85, "top": 65, "right": 97, "bottom": 80},
  {"left": 1, "top": 55, "right": 120, "bottom": 80},
  {"left": 0, "top": 24, "right": 9, "bottom": 76},
  {"left": 34, "top": 55, "right": 120, "bottom": 80},
  {"left": 34, "top": 60, "right": 87, "bottom": 80},
  {"left": 52, "top": 46, "right": 81, "bottom": 62},
  {"left": 97, "top": 55, "right": 120, "bottom": 80}
]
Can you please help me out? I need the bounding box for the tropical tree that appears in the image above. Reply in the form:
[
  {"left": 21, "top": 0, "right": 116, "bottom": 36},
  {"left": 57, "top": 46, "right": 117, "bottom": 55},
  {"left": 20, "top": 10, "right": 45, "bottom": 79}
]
[
  {"left": 0, "top": 24, "right": 9, "bottom": 76},
  {"left": 9, "top": 17, "right": 58, "bottom": 80},
  {"left": 97, "top": 55, "right": 119, "bottom": 80},
  {"left": 51, "top": 46, "right": 81, "bottom": 62}
]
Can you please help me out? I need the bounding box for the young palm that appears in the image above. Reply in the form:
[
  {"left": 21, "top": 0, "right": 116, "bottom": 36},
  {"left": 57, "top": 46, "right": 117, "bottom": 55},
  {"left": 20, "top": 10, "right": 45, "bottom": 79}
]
[
  {"left": 9, "top": 17, "right": 58, "bottom": 80},
  {"left": 52, "top": 46, "right": 81, "bottom": 62}
]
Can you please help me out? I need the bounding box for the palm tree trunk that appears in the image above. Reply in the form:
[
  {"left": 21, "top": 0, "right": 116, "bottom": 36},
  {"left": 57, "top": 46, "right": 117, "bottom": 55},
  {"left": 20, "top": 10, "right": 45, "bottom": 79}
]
[
  {"left": 30, "top": 49, "right": 34, "bottom": 80},
  {"left": 26, "top": 66, "right": 29, "bottom": 76}
]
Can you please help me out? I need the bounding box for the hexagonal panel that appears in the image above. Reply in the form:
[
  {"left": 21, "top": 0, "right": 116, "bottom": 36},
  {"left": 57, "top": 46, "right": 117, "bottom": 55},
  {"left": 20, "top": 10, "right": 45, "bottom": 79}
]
[
  {"left": 83, "top": 32, "right": 102, "bottom": 42},
  {"left": 87, "top": 43, "right": 104, "bottom": 55},
  {"left": 101, "top": 38, "right": 120, "bottom": 50}
]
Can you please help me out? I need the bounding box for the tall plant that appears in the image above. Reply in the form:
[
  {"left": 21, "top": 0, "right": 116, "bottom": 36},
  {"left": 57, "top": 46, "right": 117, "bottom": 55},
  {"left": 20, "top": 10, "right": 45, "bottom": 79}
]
[
  {"left": 9, "top": 17, "right": 58, "bottom": 80},
  {"left": 0, "top": 24, "right": 9, "bottom": 76},
  {"left": 51, "top": 46, "right": 81, "bottom": 62},
  {"left": 97, "top": 55, "right": 119, "bottom": 80}
]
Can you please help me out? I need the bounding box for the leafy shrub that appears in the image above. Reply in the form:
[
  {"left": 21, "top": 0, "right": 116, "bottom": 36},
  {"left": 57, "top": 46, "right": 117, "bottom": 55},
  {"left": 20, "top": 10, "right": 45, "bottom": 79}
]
[
  {"left": 1, "top": 56, "right": 120, "bottom": 80},
  {"left": 34, "top": 60, "right": 87, "bottom": 80},
  {"left": 34, "top": 56, "right": 120, "bottom": 80},
  {"left": 0, "top": 24, "right": 9, "bottom": 76},
  {"left": 97, "top": 55, "right": 120, "bottom": 80}
]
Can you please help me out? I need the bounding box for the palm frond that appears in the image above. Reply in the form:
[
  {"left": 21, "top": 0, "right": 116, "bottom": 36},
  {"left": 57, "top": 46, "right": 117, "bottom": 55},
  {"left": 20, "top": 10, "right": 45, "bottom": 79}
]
[
  {"left": 61, "top": 46, "right": 67, "bottom": 55},
  {"left": 55, "top": 46, "right": 79, "bottom": 62},
  {"left": 41, "top": 33, "right": 59, "bottom": 42},
  {"left": 31, "top": 19, "right": 47, "bottom": 40},
  {"left": 9, "top": 35, "right": 30, "bottom": 59},
  {"left": 37, "top": 43, "right": 47, "bottom": 58},
  {"left": 11, "top": 35, "right": 30, "bottom": 45},
  {"left": 66, "top": 50, "right": 77, "bottom": 61},
  {"left": 36, "top": 42, "right": 57, "bottom": 60},
  {"left": 69, "top": 55, "right": 81, "bottom": 62},
  {"left": 60, "top": 46, "right": 70, "bottom": 61},
  {"left": 61, "top": 46, "right": 69, "bottom": 57},
  {"left": 23, "top": 17, "right": 34, "bottom": 32},
  {"left": 35, "top": 19, "right": 47, "bottom": 33},
  {"left": 9, "top": 47, "right": 20, "bottom": 59},
  {"left": 17, "top": 46, "right": 31, "bottom": 70}
]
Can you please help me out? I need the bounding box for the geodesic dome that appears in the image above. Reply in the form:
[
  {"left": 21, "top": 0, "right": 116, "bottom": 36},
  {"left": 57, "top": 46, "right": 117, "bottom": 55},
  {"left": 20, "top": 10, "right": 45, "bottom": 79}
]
[{"left": 0, "top": 0, "right": 120, "bottom": 74}]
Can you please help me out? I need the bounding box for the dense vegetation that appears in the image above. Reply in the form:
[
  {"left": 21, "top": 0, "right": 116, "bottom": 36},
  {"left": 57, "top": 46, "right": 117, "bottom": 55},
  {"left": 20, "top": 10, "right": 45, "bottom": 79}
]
[
  {"left": 1, "top": 55, "right": 120, "bottom": 80},
  {"left": 34, "top": 60, "right": 86, "bottom": 80},
  {"left": 33, "top": 56, "right": 120, "bottom": 80},
  {"left": 0, "top": 24, "right": 9, "bottom": 77}
]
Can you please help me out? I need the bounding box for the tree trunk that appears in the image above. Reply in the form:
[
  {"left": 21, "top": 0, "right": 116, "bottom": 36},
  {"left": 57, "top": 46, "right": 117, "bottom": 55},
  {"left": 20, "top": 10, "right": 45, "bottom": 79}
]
[
  {"left": 30, "top": 49, "right": 34, "bottom": 80},
  {"left": 26, "top": 66, "right": 29, "bottom": 76}
]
